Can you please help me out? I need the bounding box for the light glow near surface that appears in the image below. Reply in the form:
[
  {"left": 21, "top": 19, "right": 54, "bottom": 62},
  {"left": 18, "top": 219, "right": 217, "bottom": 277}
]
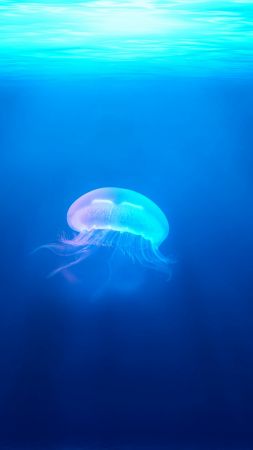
[{"left": 0, "top": 0, "right": 253, "bottom": 77}]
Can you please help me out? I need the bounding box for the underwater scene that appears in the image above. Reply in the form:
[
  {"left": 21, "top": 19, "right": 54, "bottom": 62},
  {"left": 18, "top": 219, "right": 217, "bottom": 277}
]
[{"left": 0, "top": 1, "right": 253, "bottom": 449}]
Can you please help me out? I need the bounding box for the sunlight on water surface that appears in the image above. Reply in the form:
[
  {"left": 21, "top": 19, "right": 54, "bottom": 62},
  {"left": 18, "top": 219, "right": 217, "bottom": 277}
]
[{"left": 0, "top": 0, "right": 253, "bottom": 77}]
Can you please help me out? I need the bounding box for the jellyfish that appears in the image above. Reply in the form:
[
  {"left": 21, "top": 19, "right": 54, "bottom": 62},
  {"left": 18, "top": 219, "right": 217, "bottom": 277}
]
[{"left": 44, "top": 187, "right": 170, "bottom": 276}]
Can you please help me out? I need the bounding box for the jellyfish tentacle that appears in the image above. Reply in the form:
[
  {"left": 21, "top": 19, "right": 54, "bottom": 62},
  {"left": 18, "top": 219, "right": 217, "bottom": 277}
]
[
  {"left": 110, "top": 232, "right": 170, "bottom": 273},
  {"left": 135, "top": 236, "right": 170, "bottom": 273},
  {"left": 38, "top": 227, "right": 171, "bottom": 278},
  {"left": 47, "top": 252, "right": 89, "bottom": 278}
]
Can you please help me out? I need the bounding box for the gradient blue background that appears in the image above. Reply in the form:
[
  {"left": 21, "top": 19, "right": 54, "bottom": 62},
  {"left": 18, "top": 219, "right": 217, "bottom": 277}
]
[
  {"left": 0, "top": 2, "right": 253, "bottom": 449},
  {"left": 1, "top": 76, "right": 253, "bottom": 449}
]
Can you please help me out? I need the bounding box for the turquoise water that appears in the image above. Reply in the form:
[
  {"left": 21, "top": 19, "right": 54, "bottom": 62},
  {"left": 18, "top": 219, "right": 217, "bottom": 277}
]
[{"left": 0, "top": 0, "right": 253, "bottom": 77}]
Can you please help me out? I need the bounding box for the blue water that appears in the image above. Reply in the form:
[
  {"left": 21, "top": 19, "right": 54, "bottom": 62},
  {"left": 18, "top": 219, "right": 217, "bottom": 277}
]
[{"left": 0, "top": 1, "right": 253, "bottom": 449}]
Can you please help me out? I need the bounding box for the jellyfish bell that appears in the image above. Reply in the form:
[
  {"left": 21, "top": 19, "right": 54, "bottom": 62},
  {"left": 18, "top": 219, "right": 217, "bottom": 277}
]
[
  {"left": 67, "top": 187, "right": 168, "bottom": 245},
  {"left": 45, "top": 187, "right": 170, "bottom": 277}
]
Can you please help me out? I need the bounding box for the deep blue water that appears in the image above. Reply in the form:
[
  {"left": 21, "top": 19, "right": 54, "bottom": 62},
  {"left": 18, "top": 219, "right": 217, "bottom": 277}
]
[{"left": 1, "top": 2, "right": 253, "bottom": 449}]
